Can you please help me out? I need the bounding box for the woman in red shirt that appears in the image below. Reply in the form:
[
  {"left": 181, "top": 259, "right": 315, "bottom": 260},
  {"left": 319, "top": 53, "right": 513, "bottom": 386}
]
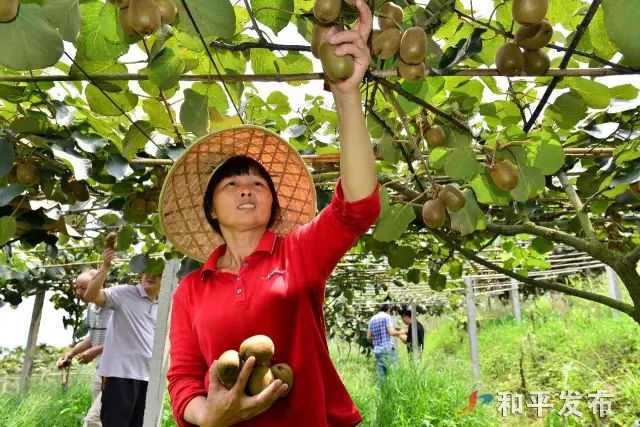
[{"left": 160, "top": 1, "right": 378, "bottom": 425}]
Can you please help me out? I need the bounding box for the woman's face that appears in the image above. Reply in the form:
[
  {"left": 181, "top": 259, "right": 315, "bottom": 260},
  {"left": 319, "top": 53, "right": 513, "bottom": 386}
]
[{"left": 212, "top": 171, "right": 274, "bottom": 232}]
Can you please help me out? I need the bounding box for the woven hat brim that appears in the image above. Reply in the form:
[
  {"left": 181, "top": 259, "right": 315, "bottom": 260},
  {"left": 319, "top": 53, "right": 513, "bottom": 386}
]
[{"left": 159, "top": 125, "right": 317, "bottom": 263}]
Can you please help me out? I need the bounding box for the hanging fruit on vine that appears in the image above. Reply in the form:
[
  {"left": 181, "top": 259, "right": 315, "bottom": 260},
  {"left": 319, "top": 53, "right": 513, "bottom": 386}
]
[
  {"left": 523, "top": 49, "right": 550, "bottom": 75},
  {"left": 512, "top": 0, "right": 548, "bottom": 25},
  {"left": 515, "top": 20, "right": 552, "bottom": 50},
  {"left": 378, "top": 2, "right": 403, "bottom": 31},
  {"left": 422, "top": 198, "right": 446, "bottom": 229},
  {"left": 437, "top": 184, "right": 467, "bottom": 212},
  {"left": 495, "top": 43, "right": 525, "bottom": 77},
  {"left": 16, "top": 161, "right": 38, "bottom": 187},
  {"left": 0, "top": 0, "right": 19, "bottom": 22},
  {"left": 425, "top": 124, "right": 446, "bottom": 149},
  {"left": 489, "top": 159, "right": 519, "bottom": 191}
]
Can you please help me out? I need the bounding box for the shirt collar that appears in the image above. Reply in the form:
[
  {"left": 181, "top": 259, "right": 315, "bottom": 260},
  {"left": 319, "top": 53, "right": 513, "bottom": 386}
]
[
  {"left": 135, "top": 283, "right": 158, "bottom": 302},
  {"left": 201, "top": 230, "right": 277, "bottom": 278}
]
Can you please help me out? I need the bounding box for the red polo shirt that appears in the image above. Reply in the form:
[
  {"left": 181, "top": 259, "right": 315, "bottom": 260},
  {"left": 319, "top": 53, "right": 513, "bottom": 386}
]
[{"left": 167, "top": 179, "right": 380, "bottom": 427}]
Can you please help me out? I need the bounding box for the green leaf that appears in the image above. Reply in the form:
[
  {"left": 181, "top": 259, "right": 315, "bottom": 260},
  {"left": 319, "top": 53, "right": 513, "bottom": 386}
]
[
  {"left": 72, "top": 132, "right": 108, "bottom": 153},
  {"left": 85, "top": 84, "right": 138, "bottom": 116},
  {"left": 123, "top": 121, "right": 152, "bottom": 160},
  {"left": 0, "top": 216, "right": 17, "bottom": 246},
  {"left": 611, "top": 84, "right": 639, "bottom": 100},
  {"left": 177, "top": 0, "right": 235, "bottom": 42},
  {"left": 0, "top": 4, "right": 64, "bottom": 70},
  {"left": 75, "top": 2, "right": 128, "bottom": 60},
  {"left": 180, "top": 89, "right": 209, "bottom": 136},
  {"left": 274, "top": 51, "right": 313, "bottom": 79},
  {"left": 528, "top": 140, "right": 565, "bottom": 175},
  {"left": 142, "top": 99, "right": 174, "bottom": 134},
  {"left": 251, "top": 0, "right": 293, "bottom": 35},
  {"left": 250, "top": 49, "right": 278, "bottom": 74},
  {"left": 544, "top": 91, "right": 587, "bottom": 129},
  {"left": 0, "top": 184, "right": 26, "bottom": 207},
  {"left": 559, "top": 78, "right": 611, "bottom": 109},
  {"left": 192, "top": 82, "right": 229, "bottom": 113},
  {"left": 51, "top": 144, "right": 92, "bottom": 180},
  {"left": 387, "top": 245, "right": 416, "bottom": 269},
  {"left": 0, "top": 139, "right": 14, "bottom": 178},
  {"left": 444, "top": 127, "right": 472, "bottom": 149},
  {"left": 428, "top": 269, "right": 446, "bottom": 291},
  {"left": 603, "top": 0, "right": 640, "bottom": 67},
  {"left": 587, "top": 9, "right": 617, "bottom": 60},
  {"left": 448, "top": 189, "right": 486, "bottom": 236},
  {"left": 116, "top": 225, "right": 135, "bottom": 251},
  {"left": 373, "top": 204, "right": 415, "bottom": 242},
  {"left": 377, "top": 134, "right": 402, "bottom": 164},
  {"left": 43, "top": 0, "right": 81, "bottom": 42},
  {"left": 69, "top": 55, "right": 128, "bottom": 92},
  {"left": 148, "top": 48, "right": 185, "bottom": 91},
  {"left": 444, "top": 147, "right": 480, "bottom": 180},
  {"left": 531, "top": 237, "right": 553, "bottom": 254},
  {"left": 265, "top": 91, "right": 290, "bottom": 114},
  {"left": 510, "top": 165, "right": 545, "bottom": 202},
  {"left": 428, "top": 147, "right": 448, "bottom": 171},
  {"left": 129, "top": 254, "right": 149, "bottom": 273},
  {"left": 470, "top": 170, "right": 511, "bottom": 206}
]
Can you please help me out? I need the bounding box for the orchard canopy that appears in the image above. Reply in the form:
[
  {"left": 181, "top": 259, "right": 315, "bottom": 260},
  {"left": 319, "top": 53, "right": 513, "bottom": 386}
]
[{"left": 1, "top": 0, "right": 640, "bottom": 339}]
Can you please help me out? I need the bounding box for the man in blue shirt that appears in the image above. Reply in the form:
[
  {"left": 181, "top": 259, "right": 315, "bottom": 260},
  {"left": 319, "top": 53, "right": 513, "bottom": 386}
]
[{"left": 367, "top": 304, "right": 404, "bottom": 381}]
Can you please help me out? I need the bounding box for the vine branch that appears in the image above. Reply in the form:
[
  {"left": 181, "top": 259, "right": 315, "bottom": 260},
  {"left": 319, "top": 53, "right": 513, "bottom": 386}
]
[{"left": 433, "top": 230, "right": 636, "bottom": 317}]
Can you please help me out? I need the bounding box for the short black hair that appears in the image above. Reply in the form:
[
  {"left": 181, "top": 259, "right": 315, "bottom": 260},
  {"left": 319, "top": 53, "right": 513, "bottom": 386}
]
[
  {"left": 379, "top": 303, "right": 390, "bottom": 312},
  {"left": 400, "top": 310, "right": 412, "bottom": 318},
  {"left": 203, "top": 155, "right": 280, "bottom": 235}
]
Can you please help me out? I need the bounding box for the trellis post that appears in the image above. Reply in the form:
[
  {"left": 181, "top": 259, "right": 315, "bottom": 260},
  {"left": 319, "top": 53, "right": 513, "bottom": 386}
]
[
  {"left": 605, "top": 266, "right": 622, "bottom": 318},
  {"left": 143, "top": 259, "right": 180, "bottom": 427},
  {"left": 464, "top": 277, "right": 481, "bottom": 384},
  {"left": 510, "top": 279, "right": 522, "bottom": 322},
  {"left": 19, "top": 291, "right": 45, "bottom": 394}
]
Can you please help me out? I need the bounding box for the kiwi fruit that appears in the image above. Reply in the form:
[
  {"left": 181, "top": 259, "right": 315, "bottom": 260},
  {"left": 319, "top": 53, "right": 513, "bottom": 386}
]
[
  {"left": 523, "top": 49, "right": 550, "bottom": 75},
  {"left": 216, "top": 349, "right": 241, "bottom": 389},
  {"left": 490, "top": 160, "right": 519, "bottom": 191},
  {"left": 0, "top": 0, "right": 18, "bottom": 22},
  {"left": 515, "top": 20, "right": 552, "bottom": 50},
  {"left": 118, "top": 6, "right": 135, "bottom": 35},
  {"left": 246, "top": 365, "right": 274, "bottom": 396},
  {"left": 378, "top": 2, "right": 403, "bottom": 31},
  {"left": 319, "top": 42, "right": 354, "bottom": 82},
  {"left": 425, "top": 124, "right": 446, "bottom": 149},
  {"left": 512, "top": 0, "right": 548, "bottom": 25},
  {"left": 154, "top": 0, "right": 176, "bottom": 24},
  {"left": 105, "top": 232, "right": 118, "bottom": 250},
  {"left": 67, "top": 179, "right": 89, "bottom": 202},
  {"left": 6, "top": 167, "right": 17, "bottom": 184},
  {"left": 422, "top": 199, "right": 446, "bottom": 229},
  {"left": 130, "top": 196, "right": 147, "bottom": 215},
  {"left": 311, "top": 24, "right": 334, "bottom": 59},
  {"left": 270, "top": 363, "right": 293, "bottom": 396},
  {"left": 397, "top": 59, "right": 425, "bottom": 82},
  {"left": 129, "top": 0, "right": 161, "bottom": 35},
  {"left": 371, "top": 28, "right": 402, "bottom": 60},
  {"left": 16, "top": 161, "right": 38, "bottom": 186},
  {"left": 399, "top": 27, "right": 427, "bottom": 65},
  {"left": 437, "top": 184, "right": 466, "bottom": 212},
  {"left": 495, "top": 43, "right": 525, "bottom": 77},
  {"left": 239, "top": 335, "right": 275, "bottom": 366},
  {"left": 313, "top": 0, "right": 340, "bottom": 25},
  {"left": 629, "top": 181, "right": 640, "bottom": 195},
  {"left": 145, "top": 199, "right": 158, "bottom": 214}
]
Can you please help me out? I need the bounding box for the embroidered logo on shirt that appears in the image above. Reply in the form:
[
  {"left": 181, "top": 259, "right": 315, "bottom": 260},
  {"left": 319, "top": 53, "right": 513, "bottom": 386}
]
[{"left": 264, "top": 268, "right": 286, "bottom": 280}]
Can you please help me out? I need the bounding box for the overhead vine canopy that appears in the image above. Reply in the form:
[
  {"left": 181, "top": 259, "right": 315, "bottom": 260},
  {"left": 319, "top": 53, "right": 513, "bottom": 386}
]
[{"left": 1, "top": 0, "right": 640, "bottom": 328}]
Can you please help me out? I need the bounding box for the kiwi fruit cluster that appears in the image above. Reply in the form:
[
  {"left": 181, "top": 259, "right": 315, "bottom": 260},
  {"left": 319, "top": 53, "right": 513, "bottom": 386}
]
[
  {"left": 312, "top": 0, "right": 354, "bottom": 83},
  {"left": 421, "top": 184, "right": 467, "bottom": 229},
  {"left": 370, "top": 3, "right": 428, "bottom": 82},
  {"left": 0, "top": 0, "right": 19, "bottom": 22},
  {"left": 495, "top": 0, "right": 550, "bottom": 76},
  {"left": 488, "top": 159, "right": 519, "bottom": 191},
  {"left": 129, "top": 194, "right": 158, "bottom": 215},
  {"left": 216, "top": 335, "right": 294, "bottom": 397},
  {"left": 115, "top": 0, "right": 177, "bottom": 37}
]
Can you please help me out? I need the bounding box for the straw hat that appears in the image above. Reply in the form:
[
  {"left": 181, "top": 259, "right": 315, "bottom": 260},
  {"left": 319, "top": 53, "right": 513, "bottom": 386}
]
[{"left": 159, "top": 125, "right": 317, "bottom": 263}]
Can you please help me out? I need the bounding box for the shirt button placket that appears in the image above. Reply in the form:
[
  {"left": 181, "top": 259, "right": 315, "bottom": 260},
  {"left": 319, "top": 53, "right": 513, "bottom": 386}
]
[{"left": 235, "top": 276, "right": 245, "bottom": 302}]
